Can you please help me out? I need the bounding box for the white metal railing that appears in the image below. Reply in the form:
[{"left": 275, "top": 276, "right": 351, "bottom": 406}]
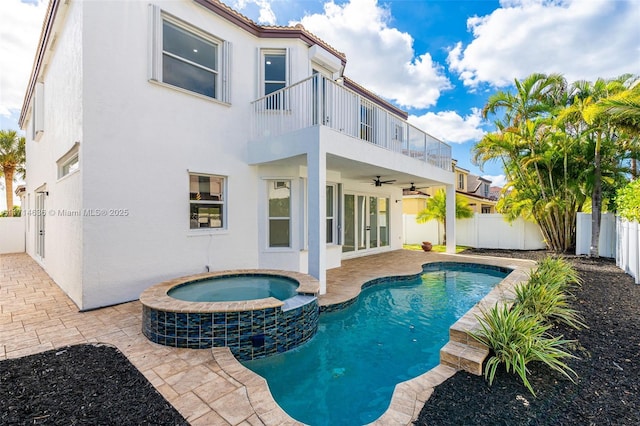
[{"left": 251, "top": 75, "right": 452, "bottom": 172}]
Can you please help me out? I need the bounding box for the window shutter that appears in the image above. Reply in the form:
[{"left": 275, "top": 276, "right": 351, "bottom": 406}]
[
  {"left": 222, "top": 41, "right": 232, "bottom": 103},
  {"left": 149, "top": 4, "right": 161, "bottom": 81}
]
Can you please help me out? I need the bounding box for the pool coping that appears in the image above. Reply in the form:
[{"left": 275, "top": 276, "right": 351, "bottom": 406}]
[
  {"left": 140, "top": 269, "right": 320, "bottom": 313},
  {"left": 210, "top": 254, "right": 536, "bottom": 425}
]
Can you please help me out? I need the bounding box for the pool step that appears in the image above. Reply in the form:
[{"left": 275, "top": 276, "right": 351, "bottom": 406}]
[{"left": 440, "top": 341, "right": 488, "bottom": 376}]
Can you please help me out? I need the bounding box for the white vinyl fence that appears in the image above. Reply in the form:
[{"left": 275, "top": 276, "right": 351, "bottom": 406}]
[
  {"left": 616, "top": 218, "right": 640, "bottom": 284},
  {"left": 403, "top": 213, "right": 546, "bottom": 250},
  {"left": 0, "top": 217, "right": 25, "bottom": 254},
  {"left": 575, "top": 212, "right": 616, "bottom": 258}
]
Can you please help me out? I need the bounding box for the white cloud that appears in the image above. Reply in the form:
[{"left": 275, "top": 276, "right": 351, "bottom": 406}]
[
  {"left": 0, "top": 0, "right": 48, "bottom": 118},
  {"left": 296, "top": 0, "right": 452, "bottom": 109},
  {"left": 448, "top": 0, "right": 640, "bottom": 88},
  {"left": 408, "top": 108, "right": 486, "bottom": 144},
  {"left": 482, "top": 174, "right": 507, "bottom": 188},
  {"left": 231, "top": 0, "right": 276, "bottom": 25}
]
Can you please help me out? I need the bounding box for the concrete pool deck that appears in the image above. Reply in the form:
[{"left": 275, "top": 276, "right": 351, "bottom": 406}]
[{"left": 0, "top": 250, "right": 534, "bottom": 425}]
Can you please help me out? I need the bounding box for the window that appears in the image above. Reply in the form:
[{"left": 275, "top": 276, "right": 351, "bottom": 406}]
[
  {"left": 268, "top": 180, "right": 291, "bottom": 247},
  {"left": 189, "top": 174, "right": 225, "bottom": 229},
  {"left": 162, "top": 19, "right": 218, "bottom": 98},
  {"left": 150, "top": 7, "right": 230, "bottom": 102},
  {"left": 457, "top": 173, "right": 465, "bottom": 190},
  {"left": 483, "top": 183, "right": 489, "bottom": 198},
  {"left": 326, "top": 185, "right": 335, "bottom": 244},
  {"left": 360, "top": 101, "right": 374, "bottom": 143},
  {"left": 57, "top": 143, "right": 79, "bottom": 179},
  {"left": 482, "top": 206, "right": 492, "bottom": 214},
  {"left": 262, "top": 49, "right": 287, "bottom": 109}
]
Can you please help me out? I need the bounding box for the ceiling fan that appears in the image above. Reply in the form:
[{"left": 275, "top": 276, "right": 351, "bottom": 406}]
[
  {"left": 373, "top": 176, "right": 396, "bottom": 187},
  {"left": 404, "top": 182, "right": 430, "bottom": 193}
]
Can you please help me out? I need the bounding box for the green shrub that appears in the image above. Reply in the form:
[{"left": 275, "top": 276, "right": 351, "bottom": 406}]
[
  {"left": 472, "top": 304, "right": 577, "bottom": 396},
  {"left": 616, "top": 179, "right": 640, "bottom": 222},
  {"left": 535, "top": 256, "right": 582, "bottom": 290},
  {"left": 515, "top": 265, "right": 586, "bottom": 330},
  {"left": 0, "top": 206, "right": 21, "bottom": 217}
]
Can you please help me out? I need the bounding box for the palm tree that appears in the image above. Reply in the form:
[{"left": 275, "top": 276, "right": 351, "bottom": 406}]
[
  {"left": 416, "top": 189, "right": 474, "bottom": 244},
  {"left": 0, "top": 130, "right": 26, "bottom": 217},
  {"left": 558, "top": 75, "right": 632, "bottom": 256}
]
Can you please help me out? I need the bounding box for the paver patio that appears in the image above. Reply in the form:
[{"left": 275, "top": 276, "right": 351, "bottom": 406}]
[{"left": 0, "top": 251, "right": 532, "bottom": 425}]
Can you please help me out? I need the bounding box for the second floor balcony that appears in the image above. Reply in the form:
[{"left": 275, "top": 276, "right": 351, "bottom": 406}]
[{"left": 250, "top": 75, "right": 452, "bottom": 172}]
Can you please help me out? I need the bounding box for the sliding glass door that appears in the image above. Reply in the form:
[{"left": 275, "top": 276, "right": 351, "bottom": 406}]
[{"left": 342, "top": 193, "right": 389, "bottom": 254}]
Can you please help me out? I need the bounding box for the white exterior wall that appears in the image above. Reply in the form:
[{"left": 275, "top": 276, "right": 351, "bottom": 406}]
[
  {"left": 77, "top": 1, "right": 272, "bottom": 309},
  {"left": 22, "top": 0, "right": 452, "bottom": 309},
  {"left": 23, "top": 0, "right": 84, "bottom": 305},
  {"left": 0, "top": 218, "right": 25, "bottom": 254}
]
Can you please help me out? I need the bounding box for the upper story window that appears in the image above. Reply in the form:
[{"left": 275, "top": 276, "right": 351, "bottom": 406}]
[
  {"left": 162, "top": 19, "right": 218, "bottom": 98},
  {"left": 189, "top": 173, "right": 225, "bottom": 229},
  {"left": 482, "top": 183, "right": 489, "bottom": 198},
  {"left": 262, "top": 49, "right": 287, "bottom": 96},
  {"left": 150, "top": 6, "right": 231, "bottom": 102},
  {"left": 457, "top": 173, "right": 465, "bottom": 190}
]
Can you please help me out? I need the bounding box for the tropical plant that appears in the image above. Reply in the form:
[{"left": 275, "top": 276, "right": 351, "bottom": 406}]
[
  {"left": 616, "top": 179, "right": 640, "bottom": 222},
  {"left": 415, "top": 189, "right": 474, "bottom": 243},
  {"left": 0, "top": 130, "right": 26, "bottom": 217},
  {"left": 475, "top": 73, "right": 637, "bottom": 253},
  {"left": 472, "top": 303, "right": 577, "bottom": 396},
  {"left": 514, "top": 272, "right": 585, "bottom": 330},
  {"left": 0, "top": 206, "right": 21, "bottom": 217}
]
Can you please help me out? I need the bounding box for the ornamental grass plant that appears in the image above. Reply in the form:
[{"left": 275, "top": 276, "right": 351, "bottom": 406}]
[
  {"left": 472, "top": 256, "right": 582, "bottom": 395},
  {"left": 471, "top": 304, "right": 577, "bottom": 396}
]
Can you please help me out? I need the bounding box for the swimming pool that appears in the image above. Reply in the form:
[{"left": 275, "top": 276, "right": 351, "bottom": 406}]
[
  {"left": 168, "top": 275, "right": 299, "bottom": 302},
  {"left": 242, "top": 263, "right": 509, "bottom": 425}
]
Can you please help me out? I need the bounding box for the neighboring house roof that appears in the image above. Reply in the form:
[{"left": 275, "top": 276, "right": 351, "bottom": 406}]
[
  {"left": 466, "top": 174, "right": 491, "bottom": 195},
  {"left": 456, "top": 190, "right": 496, "bottom": 203},
  {"left": 488, "top": 186, "right": 502, "bottom": 201}
]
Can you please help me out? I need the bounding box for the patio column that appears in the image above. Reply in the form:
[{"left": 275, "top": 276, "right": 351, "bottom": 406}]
[
  {"left": 307, "top": 148, "right": 327, "bottom": 294},
  {"left": 445, "top": 184, "right": 456, "bottom": 254}
]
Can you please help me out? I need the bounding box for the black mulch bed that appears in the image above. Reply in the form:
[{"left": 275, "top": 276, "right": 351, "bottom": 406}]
[
  {"left": 416, "top": 249, "right": 640, "bottom": 426},
  {"left": 0, "top": 343, "right": 188, "bottom": 426}
]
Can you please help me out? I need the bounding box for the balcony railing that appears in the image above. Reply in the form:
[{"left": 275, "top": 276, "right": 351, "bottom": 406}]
[{"left": 251, "top": 75, "right": 452, "bottom": 172}]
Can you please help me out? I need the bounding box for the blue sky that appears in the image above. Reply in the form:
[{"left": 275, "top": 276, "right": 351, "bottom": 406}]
[{"left": 1, "top": 0, "right": 639, "bottom": 200}]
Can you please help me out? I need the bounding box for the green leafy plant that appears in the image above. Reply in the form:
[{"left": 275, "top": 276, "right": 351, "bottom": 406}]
[
  {"left": 515, "top": 257, "right": 586, "bottom": 329},
  {"left": 472, "top": 304, "right": 577, "bottom": 396},
  {"left": 616, "top": 179, "right": 640, "bottom": 222}
]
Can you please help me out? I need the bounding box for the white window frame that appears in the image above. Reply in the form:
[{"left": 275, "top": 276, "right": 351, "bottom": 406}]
[
  {"left": 326, "top": 184, "right": 337, "bottom": 244},
  {"left": 457, "top": 173, "right": 465, "bottom": 190},
  {"left": 149, "top": 6, "right": 231, "bottom": 103},
  {"left": 56, "top": 142, "right": 80, "bottom": 180},
  {"left": 189, "top": 173, "right": 226, "bottom": 230},
  {"left": 267, "top": 179, "right": 291, "bottom": 248},
  {"left": 260, "top": 48, "right": 288, "bottom": 97}
]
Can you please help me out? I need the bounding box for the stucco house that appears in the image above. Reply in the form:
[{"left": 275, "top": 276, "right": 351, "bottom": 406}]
[{"left": 18, "top": 0, "right": 455, "bottom": 310}]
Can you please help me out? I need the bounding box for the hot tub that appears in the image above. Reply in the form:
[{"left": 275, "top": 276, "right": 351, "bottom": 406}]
[{"left": 140, "top": 270, "right": 320, "bottom": 360}]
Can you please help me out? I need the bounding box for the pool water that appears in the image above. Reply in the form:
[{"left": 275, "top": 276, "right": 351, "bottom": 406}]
[
  {"left": 242, "top": 265, "right": 507, "bottom": 425},
  {"left": 167, "top": 275, "right": 298, "bottom": 302}
]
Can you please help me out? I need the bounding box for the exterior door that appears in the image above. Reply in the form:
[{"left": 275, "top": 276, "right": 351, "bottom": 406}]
[
  {"left": 342, "top": 193, "right": 390, "bottom": 254},
  {"left": 35, "top": 191, "right": 45, "bottom": 260}
]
